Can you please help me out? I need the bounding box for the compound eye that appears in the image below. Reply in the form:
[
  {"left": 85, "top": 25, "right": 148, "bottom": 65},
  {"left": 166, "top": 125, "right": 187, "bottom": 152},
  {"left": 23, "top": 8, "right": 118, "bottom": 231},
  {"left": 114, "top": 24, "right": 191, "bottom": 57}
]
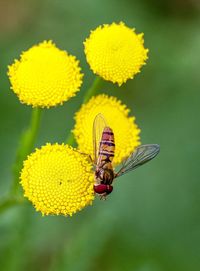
[
  {"left": 94, "top": 184, "right": 107, "bottom": 194},
  {"left": 94, "top": 184, "right": 113, "bottom": 195},
  {"left": 106, "top": 185, "right": 113, "bottom": 195}
]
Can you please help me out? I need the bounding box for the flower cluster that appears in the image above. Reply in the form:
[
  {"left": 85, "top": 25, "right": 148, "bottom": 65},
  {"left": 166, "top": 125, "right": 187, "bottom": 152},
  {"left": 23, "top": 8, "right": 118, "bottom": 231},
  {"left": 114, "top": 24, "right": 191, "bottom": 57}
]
[
  {"left": 8, "top": 22, "right": 149, "bottom": 216},
  {"left": 8, "top": 22, "right": 148, "bottom": 108}
]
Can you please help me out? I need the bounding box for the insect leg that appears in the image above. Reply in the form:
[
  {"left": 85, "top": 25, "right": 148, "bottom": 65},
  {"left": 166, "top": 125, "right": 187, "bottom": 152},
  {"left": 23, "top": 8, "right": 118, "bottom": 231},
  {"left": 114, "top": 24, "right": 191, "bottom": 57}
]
[
  {"left": 99, "top": 194, "right": 107, "bottom": 200},
  {"left": 76, "top": 151, "right": 93, "bottom": 163}
]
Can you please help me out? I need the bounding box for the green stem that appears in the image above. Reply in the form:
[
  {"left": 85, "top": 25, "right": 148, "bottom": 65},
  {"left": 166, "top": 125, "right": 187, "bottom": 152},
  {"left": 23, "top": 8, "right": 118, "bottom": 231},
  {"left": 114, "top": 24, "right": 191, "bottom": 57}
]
[
  {"left": 66, "top": 76, "right": 102, "bottom": 146},
  {"left": 83, "top": 76, "right": 102, "bottom": 104},
  {"left": 11, "top": 108, "right": 42, "bottom": 195}
]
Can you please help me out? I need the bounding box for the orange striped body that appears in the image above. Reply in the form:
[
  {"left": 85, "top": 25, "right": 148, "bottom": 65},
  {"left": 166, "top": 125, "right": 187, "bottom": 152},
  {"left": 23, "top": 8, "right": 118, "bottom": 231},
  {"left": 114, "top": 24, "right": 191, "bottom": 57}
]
[
  {"left": 95, "top": 127, "right": 115, "bottom": 185},
  {"left": 97, "top": 127, "right": 115, "bottom": 166}
]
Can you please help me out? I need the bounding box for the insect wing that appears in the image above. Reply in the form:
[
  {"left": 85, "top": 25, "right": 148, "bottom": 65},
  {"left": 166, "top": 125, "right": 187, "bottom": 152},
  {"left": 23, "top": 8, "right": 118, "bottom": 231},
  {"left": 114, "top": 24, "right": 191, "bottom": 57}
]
[
  {"left": 115, "top": 144, "right": 160, "bottom": 178},
  {"left": 93, "top": 113, "right": 107, "bottom": 165}
]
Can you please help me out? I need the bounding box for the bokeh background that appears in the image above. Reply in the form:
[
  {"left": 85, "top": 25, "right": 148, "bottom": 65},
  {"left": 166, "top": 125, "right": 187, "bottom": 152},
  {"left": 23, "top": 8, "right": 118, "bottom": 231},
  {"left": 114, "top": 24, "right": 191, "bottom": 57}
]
[{"left": 0, "top": 0, "right": 200, "bottom": 270}]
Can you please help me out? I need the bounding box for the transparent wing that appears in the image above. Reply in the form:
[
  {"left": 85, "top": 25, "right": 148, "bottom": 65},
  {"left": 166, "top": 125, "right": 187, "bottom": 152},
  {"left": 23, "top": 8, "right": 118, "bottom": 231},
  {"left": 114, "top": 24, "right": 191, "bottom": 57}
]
[
  {"left": 115, "top": 144, "right": 160, "bottom": 178},
  {"left": 93, "top": 113, "right": 107, "bottom": 165}
]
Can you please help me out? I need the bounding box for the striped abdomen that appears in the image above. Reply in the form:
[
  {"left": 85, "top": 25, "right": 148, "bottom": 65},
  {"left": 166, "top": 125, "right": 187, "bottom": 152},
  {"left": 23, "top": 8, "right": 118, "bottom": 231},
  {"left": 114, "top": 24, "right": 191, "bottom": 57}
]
[{"left": 97, "top": 127, "right": 115, "bottom": 166}]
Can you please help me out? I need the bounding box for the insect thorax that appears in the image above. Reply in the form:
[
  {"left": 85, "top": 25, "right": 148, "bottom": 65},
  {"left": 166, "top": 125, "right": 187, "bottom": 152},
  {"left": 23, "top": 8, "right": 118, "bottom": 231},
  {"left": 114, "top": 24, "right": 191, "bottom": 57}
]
[{"left": 95, "top": 164, "right": 114, "bottom": 185}]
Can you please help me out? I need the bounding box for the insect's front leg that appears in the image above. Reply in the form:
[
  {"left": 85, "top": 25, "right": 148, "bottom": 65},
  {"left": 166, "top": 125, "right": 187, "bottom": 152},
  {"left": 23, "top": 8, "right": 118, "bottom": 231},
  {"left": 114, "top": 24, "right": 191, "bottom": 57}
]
[
  {"left": 99, "top": 193, "right": 107, "bottom": 200},
  {"left": 87, "top": 155, "right": 93, "bottom": 163},
  {"left": 77, "top": 151, "right": 93, "bottom": 163}
]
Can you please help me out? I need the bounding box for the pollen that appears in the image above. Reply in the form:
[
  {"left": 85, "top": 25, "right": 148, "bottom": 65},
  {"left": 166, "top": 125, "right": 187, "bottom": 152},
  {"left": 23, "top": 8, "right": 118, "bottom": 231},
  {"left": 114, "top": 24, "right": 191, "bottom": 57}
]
[
  {"left": 8, "top": 40, "right": 83, "bottom": 108},
  {"left": 73, "top": 94, "right": 141, "bottom": 165},
  {"left": 20, "top": 143, "right": 94, "bottom": 216},
  {"left": 84, "top": 22, "right": 148, "bottom": 86}
]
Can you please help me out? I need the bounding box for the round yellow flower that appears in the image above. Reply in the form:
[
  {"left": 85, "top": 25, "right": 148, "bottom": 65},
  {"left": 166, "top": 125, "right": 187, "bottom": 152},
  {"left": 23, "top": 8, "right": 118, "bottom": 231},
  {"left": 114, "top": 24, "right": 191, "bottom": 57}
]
[
  {"left": 84, "top": 22, "right": 148, "bottom": 86},
  {"left": 20, "top": 143, "right": 94, "bottom": 216},
  {"left": 8, "top": 40, "right": 83, "bottom": 108},
  {"left": 73, "top": 94, "right": 140, "bottom": 165}
]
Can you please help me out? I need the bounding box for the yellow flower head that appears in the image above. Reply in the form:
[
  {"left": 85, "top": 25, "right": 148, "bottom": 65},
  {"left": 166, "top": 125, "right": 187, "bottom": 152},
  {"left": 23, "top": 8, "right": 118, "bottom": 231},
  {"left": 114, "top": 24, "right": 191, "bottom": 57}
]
[
  {"left": 73, "top": 94, "right": 140, "bottom": 165},
  {"left": 84, "top": 22, "right": 148, "bottom": 86},
  {"left": 8, "top": 40, "right": 83, "bottom": 108},
  {"left": 20, "top": 143, "right": 94, "bottom": 216}
]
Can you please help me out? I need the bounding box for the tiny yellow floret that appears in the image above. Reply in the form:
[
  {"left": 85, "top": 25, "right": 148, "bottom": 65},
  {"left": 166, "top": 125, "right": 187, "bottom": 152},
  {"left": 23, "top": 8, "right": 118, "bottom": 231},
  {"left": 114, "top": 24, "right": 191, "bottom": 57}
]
[
  {"left": 20, "top": 143, "right": 94, "bottom": 216},
  {"left": 8, "top": 40, "right": 83, "bottom": 108},
  {"left": 73, "top": 94, "right": 141, "bottom": 165},
  {"left": 84, "top": 22, "right": 148, "bottom": 86}
]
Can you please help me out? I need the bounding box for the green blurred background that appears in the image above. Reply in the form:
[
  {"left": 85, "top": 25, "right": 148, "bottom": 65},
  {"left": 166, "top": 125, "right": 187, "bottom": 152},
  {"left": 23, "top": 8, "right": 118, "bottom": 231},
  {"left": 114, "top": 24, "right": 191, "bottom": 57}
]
[{"left": 0, "top": 0, "right": 200, "bottom": 270}]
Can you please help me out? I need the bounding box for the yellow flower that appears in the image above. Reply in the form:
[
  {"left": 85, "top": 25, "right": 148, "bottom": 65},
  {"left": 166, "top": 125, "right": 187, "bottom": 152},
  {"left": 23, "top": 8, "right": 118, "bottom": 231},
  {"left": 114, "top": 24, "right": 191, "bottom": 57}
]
[
  {"left": 8, "top": 40, "right": 83, "bottom": 108},
  {"left": 84, "top": 22, "right": 148, "bottom": 86},
  {"left": 73, "top": 94, "right": 140, "bottom": 165},
  {"left": 20, "top": 143, "right": 94, "bottom": 216}
]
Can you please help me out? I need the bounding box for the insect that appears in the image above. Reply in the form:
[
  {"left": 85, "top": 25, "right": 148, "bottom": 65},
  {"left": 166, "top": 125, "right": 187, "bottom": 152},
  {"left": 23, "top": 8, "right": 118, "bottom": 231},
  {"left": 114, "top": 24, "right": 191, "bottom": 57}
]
[{"left": 92, "top": 113, "right": 160, "bottom": 199}]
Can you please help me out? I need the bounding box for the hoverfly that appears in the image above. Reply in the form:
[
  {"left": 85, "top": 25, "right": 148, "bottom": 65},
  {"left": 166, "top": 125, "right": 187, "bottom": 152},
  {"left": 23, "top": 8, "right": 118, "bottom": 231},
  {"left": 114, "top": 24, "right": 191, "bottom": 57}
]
[{"left": 92, "top": 113, "right": 160, "bottom": 199}]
